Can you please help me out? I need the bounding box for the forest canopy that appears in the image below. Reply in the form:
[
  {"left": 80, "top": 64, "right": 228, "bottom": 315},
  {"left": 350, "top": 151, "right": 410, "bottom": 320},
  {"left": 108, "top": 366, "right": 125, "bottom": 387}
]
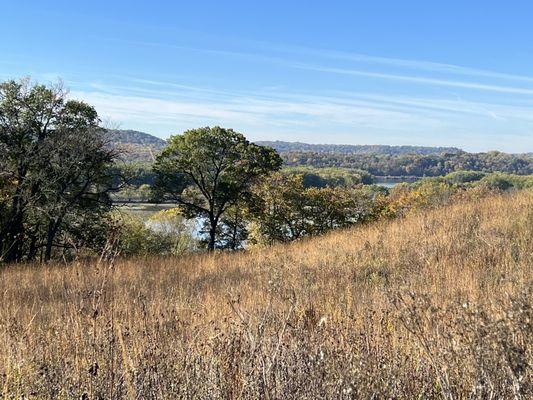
[{"left": 279, "top": 151, "right": 532, "bottom": 176}]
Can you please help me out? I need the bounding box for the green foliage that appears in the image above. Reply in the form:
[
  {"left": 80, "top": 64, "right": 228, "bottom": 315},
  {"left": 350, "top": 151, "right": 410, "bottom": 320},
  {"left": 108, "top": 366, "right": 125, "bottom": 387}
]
[
  {"left": 443, "top": 170, "right": 488, "bottom": 184},
  {"left": 283, "top": 166, "right": 374, "bottom": 187},
  {"left": 413, "top": 171, "right": 533, "bottom": 191},
  {"left": 281, "top": 151, "right": 532, "bottom": 176},
  {"left": 110, "top": 162, "right": 157, "bottom": 188},
  {"left": 249, "top": 172, "right": 376, "bottom": 244},
  {"left": 216, "top": 204, "right": 249, "bottom": 250},
  {"left": 479, "top": 172, "right": 533, "bottom": 191},
  {"left": 153, "top": 126, "right": 282, "bottom": 250},
  {"left": 305, "top": 186, "right": 375, "bottom": 234},
  {"left": 0, "top": 78, "right": 119, "bottom": 263},
  {"left": 116, "top": 183, "right": 153, "bottom": 202},
  {"left": 115, "top": 209, "right": 196, "bottom": 257},
  {"left": 248, "top": 173, "right": 309, "bottom": 243}
]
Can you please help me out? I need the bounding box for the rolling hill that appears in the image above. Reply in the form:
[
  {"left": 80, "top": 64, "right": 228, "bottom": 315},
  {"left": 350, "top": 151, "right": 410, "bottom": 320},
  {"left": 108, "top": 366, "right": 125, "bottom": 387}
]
[
  {"left": 109, "top": 130, "right": 166, "bottom": 162},
  {"left": 255, "top": 140, "right": 463, "bottom": 155},
  {"left": 109, "top": 129, "right": 464, "bottom": 162},
  {"left": 1, "top": 190, "right": 530, "bottom": 397}
]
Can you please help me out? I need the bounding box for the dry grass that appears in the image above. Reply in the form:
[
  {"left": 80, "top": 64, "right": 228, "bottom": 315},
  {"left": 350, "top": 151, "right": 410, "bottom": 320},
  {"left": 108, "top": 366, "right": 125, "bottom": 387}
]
[{"left": 1, "top": 191, "right": 531, "bottom": 399}]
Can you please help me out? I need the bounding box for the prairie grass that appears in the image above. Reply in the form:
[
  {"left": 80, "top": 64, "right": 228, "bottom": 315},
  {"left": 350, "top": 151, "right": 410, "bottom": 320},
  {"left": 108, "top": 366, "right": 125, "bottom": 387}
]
[{"left": 0, "top": 190, "right": 531, "bottom": 399}]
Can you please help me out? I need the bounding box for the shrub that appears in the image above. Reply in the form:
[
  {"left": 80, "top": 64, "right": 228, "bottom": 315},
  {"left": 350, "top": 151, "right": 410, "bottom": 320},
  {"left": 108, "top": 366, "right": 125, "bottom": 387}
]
[
  {"left": 249, "top": 172, "right": 376, "bottom": 244},
  {"left": 480, "top": 172, "right": 533, "bottom": 190},
  {"left": 115, "top": 209, "right": 197, "bottom": 256},
  {"left": 443, "top": 170, "right": 487, "bottom": 184}
]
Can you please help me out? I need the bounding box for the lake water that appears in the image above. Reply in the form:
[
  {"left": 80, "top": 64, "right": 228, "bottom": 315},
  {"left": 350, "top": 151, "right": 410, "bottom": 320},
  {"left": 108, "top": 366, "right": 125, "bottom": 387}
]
[
  {"left": 376, "top": 182, "right": 398, "bottom": 188},
  {"left": 117, "top": 202, "right": 176, "bottom": 218},
  {"left": 374, "top": 177, "right": 419, "bottom": 188}
]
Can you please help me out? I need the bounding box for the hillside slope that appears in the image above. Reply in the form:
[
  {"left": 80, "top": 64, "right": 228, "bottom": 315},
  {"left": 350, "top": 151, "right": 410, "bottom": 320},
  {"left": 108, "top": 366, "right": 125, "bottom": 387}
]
[
  {"left": 109, "top": 129, "right": 166, "bottom": 162},
  {"left": 1, "top": 190, "right": 531, "bottom": 398}
]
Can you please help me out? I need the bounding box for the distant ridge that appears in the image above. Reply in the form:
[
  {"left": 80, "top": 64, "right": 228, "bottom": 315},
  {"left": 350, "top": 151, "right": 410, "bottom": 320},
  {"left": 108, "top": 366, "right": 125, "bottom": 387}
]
[
  {"left": 255, "top": 140, "right": 463, "bottom": 155},
  {"left": 109, "top": 130, "right": 166, "bottom": 162},
  {"left": 107, "top": 130, "right": 531, "bottom": 175},
  {"left": 110, "top": 129, "right": 463, "bottom": 162},
  {"left": 108, "top": 130, "right": 467, "bottom": 162}
]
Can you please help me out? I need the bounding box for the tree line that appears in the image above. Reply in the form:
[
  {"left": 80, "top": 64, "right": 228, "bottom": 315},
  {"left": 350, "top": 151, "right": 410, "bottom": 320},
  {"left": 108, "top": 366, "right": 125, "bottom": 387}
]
[
  {"left": 256, "top": 140, "right": 462, "bottom": 155},
  {"left": 0, "top": 79, "right": 285, "bottom": 259},
  {"left": 109, "top": 145, "right": 532, "bottom": 200},
  {"left": 116, "top": 168, "right": 532, "bottom": 255},
  {"left": 281, "top": 151, "right": 532, "bottom": 176},
  {"left": 111, "top": 164, "right": 375, "bottom": 202}
]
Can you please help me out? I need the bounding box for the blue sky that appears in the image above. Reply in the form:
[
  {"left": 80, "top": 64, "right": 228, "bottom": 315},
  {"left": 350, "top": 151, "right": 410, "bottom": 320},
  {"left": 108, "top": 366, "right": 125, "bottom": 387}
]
[{"left": 1, "top": 1, "right": 533, "bottom": 152}]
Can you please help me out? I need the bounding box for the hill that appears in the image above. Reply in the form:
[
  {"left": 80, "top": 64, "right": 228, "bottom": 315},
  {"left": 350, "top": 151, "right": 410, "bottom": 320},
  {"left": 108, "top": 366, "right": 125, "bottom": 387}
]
[
  {"left": 108, "top": 131, "right": 532, "bottom": 176},
  {"left": 256, "top": 140, "right": 463, "bottom": 155},
  {"left": 109, "top": 129, "right": 166, "bottom": 162},
  {"left": 1, "top": 190, "right": 531, "bottom": 398},
  {"left": 109, "top": 130, "right": 464, "bottom": 162}
]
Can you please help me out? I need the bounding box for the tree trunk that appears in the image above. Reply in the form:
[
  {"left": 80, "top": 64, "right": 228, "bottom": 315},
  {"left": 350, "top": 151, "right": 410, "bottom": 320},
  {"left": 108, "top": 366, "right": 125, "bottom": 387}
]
[
  {"left": 27, "top": 229, "right": 38, "bottom": 261},
  {"left": 230, "top": 212, "right": 239, "bottom": 250},
  {"left": 4, "top": 199, "right": 24, "bottom": 263},
  {"left": 44, "top": 219, "right": 60, "bottom": 262},
  {"left": 207, "top": 216, "right": 217, "bottom": 251},
  {"left": 4, "top": 221, "right": 24, "bottom": 262}
]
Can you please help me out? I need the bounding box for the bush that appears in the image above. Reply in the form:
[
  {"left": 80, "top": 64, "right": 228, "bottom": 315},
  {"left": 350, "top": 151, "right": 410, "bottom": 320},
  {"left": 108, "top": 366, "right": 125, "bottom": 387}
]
[
  {"left": 114, "top": 209, "right": 197, "bottom": 257},
  {"left": 479, "top": 172, "right": 533, "bottom": 191},
  {"left": 444, "top": 170, "right": 487, "bottom": 184},
  {"left": 249, "top": 173, "right": 376, "bottom": 244},
  {"left": 283, "top": 166, "right": 374, "bottom": 187}
]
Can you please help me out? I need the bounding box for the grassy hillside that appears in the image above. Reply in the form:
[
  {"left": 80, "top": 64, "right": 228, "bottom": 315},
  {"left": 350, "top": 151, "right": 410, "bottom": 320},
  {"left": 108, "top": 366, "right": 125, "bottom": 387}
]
[{"left": 1, "top": 191, "right": 531, "bottom": 398}]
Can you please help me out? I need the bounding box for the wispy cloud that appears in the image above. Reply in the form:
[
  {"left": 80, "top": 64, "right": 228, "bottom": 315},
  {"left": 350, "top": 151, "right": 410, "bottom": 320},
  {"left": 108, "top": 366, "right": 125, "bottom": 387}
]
[
  {"left": 280, "top": 44, "right": 533, "bottom": 83},
  {"left": 115, "top": 35, "right": 533, "bottom": 83},
  {"left": 291, "top": 63, "right": 533, "bottom": 95},
  {"left": 94, "top": 78, "right": 533, "bottom": 123},
  {"left": 52, "top": 35, "right": 533, "bottom": 152},
  {"left": 71, "top": 80, "right": 533, "bottom": 149},
  {"left": 113, "top": 37, "right": 533, "bottom": 94},
  {"left": 72, "top": 84, "right": 447, "bottom": 137}
]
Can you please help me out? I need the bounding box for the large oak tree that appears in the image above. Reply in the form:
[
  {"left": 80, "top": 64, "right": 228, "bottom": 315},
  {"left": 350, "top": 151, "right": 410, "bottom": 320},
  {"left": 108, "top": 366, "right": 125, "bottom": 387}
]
[{"left": 154, "top": 126, "right": 282, "bottom": 251}]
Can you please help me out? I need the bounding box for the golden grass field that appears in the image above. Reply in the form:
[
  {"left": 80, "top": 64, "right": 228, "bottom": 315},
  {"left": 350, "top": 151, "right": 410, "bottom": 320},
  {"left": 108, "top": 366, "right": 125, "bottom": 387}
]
[{"left": 1, "top": 190, "right": 531, "bottom": 399}]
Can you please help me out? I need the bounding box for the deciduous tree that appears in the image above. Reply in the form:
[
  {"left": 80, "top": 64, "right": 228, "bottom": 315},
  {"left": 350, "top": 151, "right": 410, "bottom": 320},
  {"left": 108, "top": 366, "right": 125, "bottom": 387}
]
[
  {"left": 153, "top": 126, "right": 282, "bottom": 250},
  {"left": 0, "top": 78, "right": 118, "bottom": 262}
]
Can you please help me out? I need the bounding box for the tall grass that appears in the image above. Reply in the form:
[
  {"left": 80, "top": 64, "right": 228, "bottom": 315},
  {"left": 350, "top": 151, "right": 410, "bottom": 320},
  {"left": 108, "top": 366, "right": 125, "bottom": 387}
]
[{"left": 1, "top": 191, "right": 531, "bottom": 399}]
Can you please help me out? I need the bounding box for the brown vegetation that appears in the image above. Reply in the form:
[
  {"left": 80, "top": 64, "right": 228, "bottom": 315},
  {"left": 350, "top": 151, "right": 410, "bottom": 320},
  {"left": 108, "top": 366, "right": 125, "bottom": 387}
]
[{"left": 1, "top": 190, "right": 531, "bottom": 399}]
